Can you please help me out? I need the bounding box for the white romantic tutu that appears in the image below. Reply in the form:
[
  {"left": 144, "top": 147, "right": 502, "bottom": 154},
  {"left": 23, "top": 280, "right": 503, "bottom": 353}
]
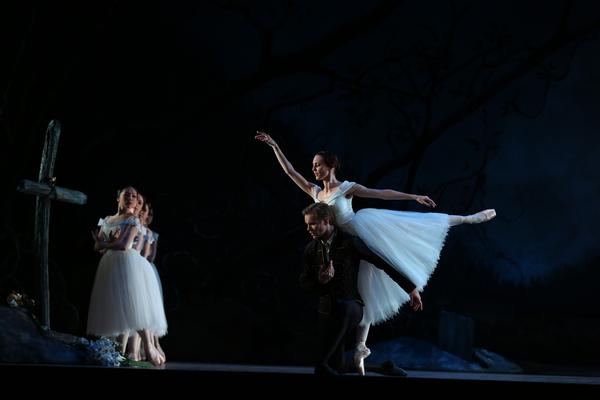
[
  {"left": 313, "top": 181, "right": 450, "bottom": 326},
  {"left": 345, "top": 209, "right": 449, "bottom": 325},
  {"left": 149, "top": 262, "right": 163, "bottom": 299},
  {"left": 87, "top": 249, "right": 168, "bottom": 337}
]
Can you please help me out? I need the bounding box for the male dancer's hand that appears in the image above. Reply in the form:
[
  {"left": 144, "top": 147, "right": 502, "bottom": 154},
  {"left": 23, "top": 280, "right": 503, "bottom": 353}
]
[
  {"left": 318, "top": 260, "right": 335, "bottom": 284},
  {"left": 409, "top": 289, "right": 423, "bottom": 311}
]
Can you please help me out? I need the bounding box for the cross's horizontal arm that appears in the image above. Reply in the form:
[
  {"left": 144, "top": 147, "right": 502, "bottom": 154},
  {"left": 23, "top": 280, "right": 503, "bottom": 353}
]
[{"left": 17, "top": 179, "right": 87, "bottom": 205}]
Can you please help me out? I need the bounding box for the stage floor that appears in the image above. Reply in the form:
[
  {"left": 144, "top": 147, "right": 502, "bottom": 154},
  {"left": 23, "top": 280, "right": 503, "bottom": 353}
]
[
  {"left": 3, "top": 361, "right": 599, "bottom": 391},
  {"left": 160, "top": 361, "right": 600, "bottom": 384}
]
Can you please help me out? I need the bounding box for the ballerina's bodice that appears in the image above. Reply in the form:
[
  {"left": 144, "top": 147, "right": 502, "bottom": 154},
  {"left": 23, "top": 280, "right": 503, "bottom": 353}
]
[
  {"left": 98, "top": 216, "right": 142, "bottom": 251},
  {"left": 312, "top": 181, "right": 356, "bottom": 226}
]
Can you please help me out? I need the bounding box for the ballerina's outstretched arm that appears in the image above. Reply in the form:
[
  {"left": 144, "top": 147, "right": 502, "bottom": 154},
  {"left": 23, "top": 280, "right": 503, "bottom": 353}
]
[
  {"left": 349, "top": 183, "right": 496, "bottom": 224},
  {"left": 347, "top": 183, "right": 437, "bottom": 208},
  {"left": 255, "top": 131, "right": 315, "bottom": 197}
]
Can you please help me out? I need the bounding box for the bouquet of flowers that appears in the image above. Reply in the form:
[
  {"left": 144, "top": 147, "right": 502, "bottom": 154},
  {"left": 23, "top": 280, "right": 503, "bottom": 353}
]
[{"left": 72, "top": 337, "right": 126, "bottom": 367}]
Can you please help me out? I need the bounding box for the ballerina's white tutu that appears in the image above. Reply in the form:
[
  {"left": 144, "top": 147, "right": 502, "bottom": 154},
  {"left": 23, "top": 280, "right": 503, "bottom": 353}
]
[
  {"left": 87, "top": 216, "right": 167, "bottom": 337},
  {"left": 312, "top": 181, "right": 450, "bottom": 325}
]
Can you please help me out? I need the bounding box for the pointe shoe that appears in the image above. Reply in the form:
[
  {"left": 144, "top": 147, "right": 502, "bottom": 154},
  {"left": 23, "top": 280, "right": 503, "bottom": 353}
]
[
  {"left": 465, "top": 209, "right": 496, "bottom": 224},
  {"left": 354, "top": 343, "right": 371, "bottom": 376}
]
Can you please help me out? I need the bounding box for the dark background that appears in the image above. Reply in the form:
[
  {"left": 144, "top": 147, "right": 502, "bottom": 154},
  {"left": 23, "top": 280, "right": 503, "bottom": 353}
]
[{"left": 1, "top": 0, "right": 599, "bottom": 371}]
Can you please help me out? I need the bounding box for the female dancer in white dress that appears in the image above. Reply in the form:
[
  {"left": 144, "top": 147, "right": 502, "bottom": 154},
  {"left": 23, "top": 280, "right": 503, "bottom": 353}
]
[
  {"left": 143, "top": 203, "right": 166, "bottom": 360},
  {"left": 255, "top": 132, "right": 496, "bottom": 374},
  {"left": 127, "top": 200, "right": 167, "bottom": 362},
  {"left": 87, "top": 186, "right": 167, "bottom": 366}
]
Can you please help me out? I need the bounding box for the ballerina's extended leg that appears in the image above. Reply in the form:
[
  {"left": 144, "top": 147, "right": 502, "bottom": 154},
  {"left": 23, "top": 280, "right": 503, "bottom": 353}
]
[{"left": 449, "top": 209, "right": 496, "bottom": 226}]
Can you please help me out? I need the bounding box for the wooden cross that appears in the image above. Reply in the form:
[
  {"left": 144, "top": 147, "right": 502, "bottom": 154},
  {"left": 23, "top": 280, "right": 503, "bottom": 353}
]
[{"left": 16, "top": 120, "right": 87, "bottom": 330}]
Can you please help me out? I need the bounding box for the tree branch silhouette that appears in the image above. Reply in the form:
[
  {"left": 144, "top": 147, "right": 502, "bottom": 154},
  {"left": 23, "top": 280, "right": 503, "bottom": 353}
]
[
  {"left": 365, "top": 16, "right": 600, "bottom": 188},
  {"left": 219, "top": 0, "right": 401, "bottom": 103}
]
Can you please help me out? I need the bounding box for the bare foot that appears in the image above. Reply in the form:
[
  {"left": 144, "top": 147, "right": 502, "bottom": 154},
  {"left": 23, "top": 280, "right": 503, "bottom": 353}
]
[
  {"left": 146, "top": 346, "right": 165, "bottom": 367},
  {"left": 154, "top": 337, "right": 166, "bottom": 363}
]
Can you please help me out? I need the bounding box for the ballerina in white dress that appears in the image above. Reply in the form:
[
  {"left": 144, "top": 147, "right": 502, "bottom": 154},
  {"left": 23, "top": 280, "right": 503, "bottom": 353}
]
[
  {"left": 143, "top": 203, "right": 166, "bottom": 361},
  {"left": 127, "top": 200, "right": 167, "bottom": 362},
  {"left": 255, "top": 132, "right": 496, "bottom": 374},
  {"left": 87, "top": 186, "right": 167, "bottom": 366}
]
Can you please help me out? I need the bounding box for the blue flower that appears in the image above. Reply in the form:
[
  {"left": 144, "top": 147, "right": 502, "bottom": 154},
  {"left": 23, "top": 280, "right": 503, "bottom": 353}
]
[{"left": 73, "top": 337, "right": 126, "bottom": 367}]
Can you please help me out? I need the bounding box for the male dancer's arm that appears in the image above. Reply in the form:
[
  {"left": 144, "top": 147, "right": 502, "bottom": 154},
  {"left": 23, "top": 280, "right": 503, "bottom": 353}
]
[
  {"left": 351, "top": 237, "right": 416, "bottom": 294},
  {"left": 299, "top": 245, "right": 331, "bottom": 294}
]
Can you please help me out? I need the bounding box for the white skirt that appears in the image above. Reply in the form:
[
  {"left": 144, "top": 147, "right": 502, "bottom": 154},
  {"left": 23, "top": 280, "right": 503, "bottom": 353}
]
[
  {"left": 339, "top": 209, "right": 450, "bottom": 326},
  {"left": 149, "top": 262, "right": 163, "bottom": 299},
  {"left": 87, "top": 249, "right": 167, "bottom": 337}
]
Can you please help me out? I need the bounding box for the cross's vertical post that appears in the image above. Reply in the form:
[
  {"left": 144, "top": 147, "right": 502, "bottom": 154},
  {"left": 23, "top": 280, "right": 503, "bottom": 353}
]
[
  {"left": 34, "top": 120, "right": 61, "bottom": 329},
  {"left": 18, "top": 120, "right": 87, "bottom": 331}
]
